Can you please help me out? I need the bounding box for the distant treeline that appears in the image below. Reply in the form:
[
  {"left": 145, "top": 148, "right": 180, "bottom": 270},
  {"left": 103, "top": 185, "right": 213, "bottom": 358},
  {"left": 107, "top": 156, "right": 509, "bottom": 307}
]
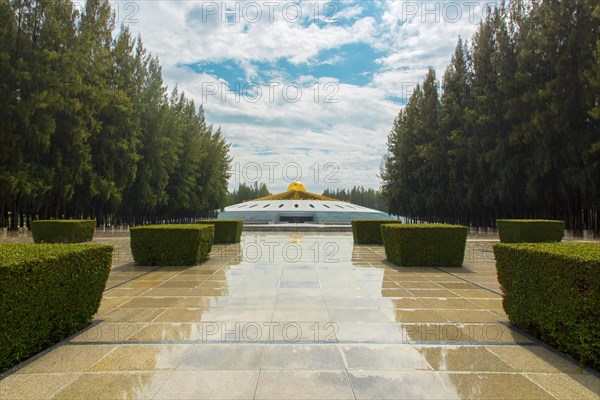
[
  {"left": 322, "top": 187, "right": 385, "bottom": 212},
  {"left": 227, "top": 183, "right": 271, "bottom": 205},
  {"left": 382, "top": 1, "right": 599, "bottom": 230},
  {"left": 0, "top": 0, "right": 231, "bottom": 228}
]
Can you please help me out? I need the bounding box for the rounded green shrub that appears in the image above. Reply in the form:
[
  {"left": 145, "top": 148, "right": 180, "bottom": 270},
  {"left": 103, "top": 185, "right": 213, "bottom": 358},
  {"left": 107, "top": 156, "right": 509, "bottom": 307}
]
[
  {"left": 196, "top": 219, "right": 243, "bottom": 244},
  {"left": 494, "top": 243, "right": 600, "bottom": 370},
  {"left": 352, "top": 219, "right": 400, "bottom": 245},
  {"left": 382, "top": 223, "right": 468, "bottom": 267},
  {"left": 31, "top": 220, "right": 96, "bottom": 243},
  {"left": 130, "top": 224, "right": 214, "bottom": 266},
  {"left": 496, "top": 219, "right": 564, "bottom": 243},
  {"left": 0, "top": 243, "right": 113, "bottom": 372}
]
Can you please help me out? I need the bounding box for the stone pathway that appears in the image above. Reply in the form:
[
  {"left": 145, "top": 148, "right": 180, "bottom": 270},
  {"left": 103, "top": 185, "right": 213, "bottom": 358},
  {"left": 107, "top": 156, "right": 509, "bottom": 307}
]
[{"left": 1, "top": 232, "right": 598, "bottom": 399}]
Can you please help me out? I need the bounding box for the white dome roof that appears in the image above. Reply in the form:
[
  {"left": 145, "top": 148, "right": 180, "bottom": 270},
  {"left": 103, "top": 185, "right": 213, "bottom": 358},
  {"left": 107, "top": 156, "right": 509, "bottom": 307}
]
[
  {"left": 219, "top": 199, "right": 392, "bottom": 225},
  {"left": 226, "top": 199, "right": 381, "bottom": 213}
]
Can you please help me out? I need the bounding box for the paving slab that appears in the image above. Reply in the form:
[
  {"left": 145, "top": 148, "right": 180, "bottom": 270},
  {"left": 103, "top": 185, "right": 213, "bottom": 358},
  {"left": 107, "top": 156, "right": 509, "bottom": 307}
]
[{"left": 1, "top": 232, "right": 598, "bottom": 399}]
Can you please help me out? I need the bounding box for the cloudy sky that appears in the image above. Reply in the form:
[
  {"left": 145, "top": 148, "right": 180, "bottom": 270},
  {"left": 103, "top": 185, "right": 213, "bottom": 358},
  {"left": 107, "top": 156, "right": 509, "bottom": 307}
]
[{"left": 121, "top": 0, "right": 497, "bottom": 193}]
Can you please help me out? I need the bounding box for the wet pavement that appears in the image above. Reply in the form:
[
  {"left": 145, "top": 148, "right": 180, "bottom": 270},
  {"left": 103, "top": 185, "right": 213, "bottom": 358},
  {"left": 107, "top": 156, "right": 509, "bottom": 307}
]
[{"left": 1, "top": 232, "right": 598, "bottom": 399}]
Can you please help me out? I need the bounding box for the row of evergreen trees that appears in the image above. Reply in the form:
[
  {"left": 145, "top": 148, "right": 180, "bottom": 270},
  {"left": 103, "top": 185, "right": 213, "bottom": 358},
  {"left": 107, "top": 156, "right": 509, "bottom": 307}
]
[
  {"left": 381, "top": 0, "right": 599, "bottom": 230},
  {"left": 322, "top": 186, "right": 385, "bottom": 211},
  {"left": 0, "top": 0, "right": 231, "bottom": 228},
  {"left": 227, "top": 182, "right": 271, "bottom": 205}
]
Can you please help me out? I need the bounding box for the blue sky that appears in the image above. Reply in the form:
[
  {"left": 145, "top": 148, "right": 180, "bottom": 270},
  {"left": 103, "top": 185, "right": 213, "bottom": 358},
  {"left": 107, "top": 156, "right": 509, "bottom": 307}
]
[
  {"left": 184, "top": 42, "right": 386, "bottom": 88},
  {"left": 127, "top": 0, "right": 494, "bottom": 193}
]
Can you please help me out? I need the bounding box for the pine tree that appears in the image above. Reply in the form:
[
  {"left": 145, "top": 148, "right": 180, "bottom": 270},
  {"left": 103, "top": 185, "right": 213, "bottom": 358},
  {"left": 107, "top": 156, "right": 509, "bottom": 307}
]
[
  {"left": 441, "top": 38, "right": 473, "bottom": 224},
  {"left": 0, "top": 0, "right": 232, "bottom": 227},
  {"left": 382, "top": 0, "right": 599, "bottom": 230}
]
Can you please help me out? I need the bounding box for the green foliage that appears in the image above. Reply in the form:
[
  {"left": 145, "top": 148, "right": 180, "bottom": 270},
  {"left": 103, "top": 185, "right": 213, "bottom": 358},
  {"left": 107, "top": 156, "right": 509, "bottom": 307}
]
[
  {"left": 31, "top": 220, "right": 96, "bottom": 243},
  {"left": 227, "top": 183, "right": 271, "bottom": 205},
  {"left": 496, "top": 219, "right": 565, "bottom": 243},
  {"left": 130, "top": 224, "right": 214, "bottom": 266},
  {"left": 382, "top": 1, "right": 600, "bottom": 230},
  {"left": 494, "top": 243, "right": 600, "bottom": 370},
  {"left": 322, "top": 187, "right": 385, "bottom": 211},
  {"left": 196, "top": 219, "right": 243, "bottom": 244},
  {"left": 0, "top": 1, "right": 231, "bottom": 228},
  {"left": 0, "top": 243, "right": 112, "bottom": 372},
  {"left": 352, "top": 220, "right": 400, "bottom": 245},
  {"left": 382, "top": 224, "right": 468, "bottom": 267}
]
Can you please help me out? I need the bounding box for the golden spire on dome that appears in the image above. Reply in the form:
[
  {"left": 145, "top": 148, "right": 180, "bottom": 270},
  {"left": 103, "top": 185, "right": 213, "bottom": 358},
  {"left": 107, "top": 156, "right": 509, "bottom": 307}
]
[
  {"left": 287, "top": 181, "right": 307, "bottom": 192},
  {"left": 254, "top": 182, "right": 336, "bottom": 201}
]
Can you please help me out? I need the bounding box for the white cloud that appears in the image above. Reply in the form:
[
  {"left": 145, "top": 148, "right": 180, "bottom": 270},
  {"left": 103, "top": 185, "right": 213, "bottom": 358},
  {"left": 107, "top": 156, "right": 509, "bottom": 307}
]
[
  {"left": 124, "top": 0, "right": 490, "bottom": 193},
  {"left": 129, "top": 1, "right": 376, "bottom": 66}
]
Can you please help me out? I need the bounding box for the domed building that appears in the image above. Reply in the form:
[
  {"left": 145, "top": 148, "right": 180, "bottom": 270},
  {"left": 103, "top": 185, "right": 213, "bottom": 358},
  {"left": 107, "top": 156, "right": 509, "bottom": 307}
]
[{"left": 218, "top": 182, "right": 393, "bottom": 225}]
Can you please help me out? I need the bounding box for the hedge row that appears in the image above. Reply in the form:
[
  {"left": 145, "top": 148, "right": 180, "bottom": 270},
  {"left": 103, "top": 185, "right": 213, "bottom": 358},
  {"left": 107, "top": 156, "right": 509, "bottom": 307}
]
[
  {"left": 496, "top": 219, "right": 564, "bottom": 243},
  {"left": 0, "top": 243, "right": 113, "bottom": 372},
  {"left": 382, "top": 224, "right": 468, "bottom": 267},
  {"left": 494, "top": 243, "right": 600, "bottom": 370},
  {"left": 351, "top": 220, "right": 400, "bottom": 245},
  {"left": 196, "top": 219, "right": 243, "bottom": 244},
  {"left": 31, "top": 220, "right": 96, "bottom": 243},
  {"left": 130, "top": 224, "right": 214, "bottom": 266}
]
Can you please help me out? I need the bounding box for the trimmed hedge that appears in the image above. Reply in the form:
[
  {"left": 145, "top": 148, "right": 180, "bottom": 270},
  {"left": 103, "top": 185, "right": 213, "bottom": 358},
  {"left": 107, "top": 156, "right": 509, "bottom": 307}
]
[
  {"left": 496, "top": 219, "right": 564, "bottom": 243},
  {"left": 196, "top": 219, "right": 243, "bottom": 244},
  {"left": 31, "top": 220, "right": 96, "bottom": 243},
  {"left": 0, "top": 243, "right": 112, "bottom": 372},
  {"left": 494, "top": 243, "right": 600, "bottom": 370},
  {"left": 352, "top": 220, "right": 400, "bottom": 245},
  {"left": 382, "top": 224, "right": 468, "bottom": 267},
  {"left": 130, "top": 224, "right": 214, "bottom": 266}
]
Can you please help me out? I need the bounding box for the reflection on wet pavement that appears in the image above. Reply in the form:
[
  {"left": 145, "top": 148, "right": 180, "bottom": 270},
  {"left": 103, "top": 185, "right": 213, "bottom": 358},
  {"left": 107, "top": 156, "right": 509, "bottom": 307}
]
[{"left": 1, "top": 232, "right": 598, "bottom": 399}]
